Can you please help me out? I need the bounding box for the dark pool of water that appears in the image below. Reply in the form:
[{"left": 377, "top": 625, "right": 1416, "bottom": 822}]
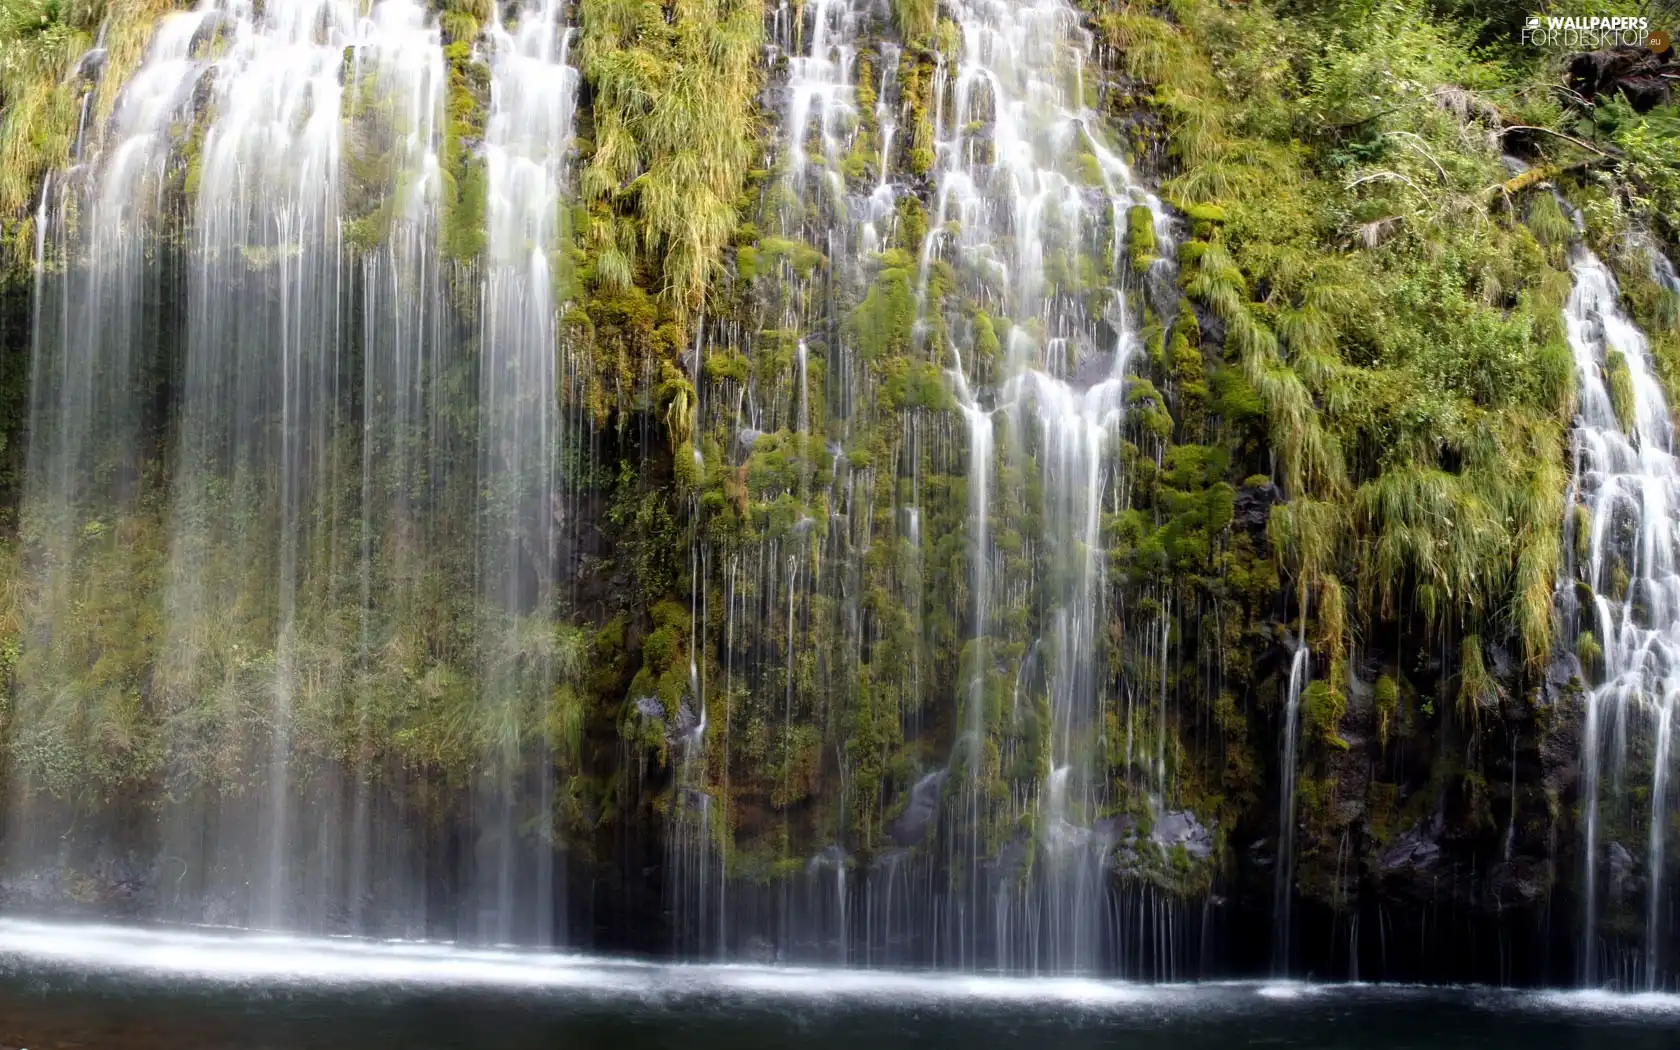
[{"left": 0, "top": 919, "right": 1676, "bottom": 1049}]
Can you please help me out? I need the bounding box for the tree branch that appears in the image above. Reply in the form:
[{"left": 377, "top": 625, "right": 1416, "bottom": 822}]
[{"left": 1499, "top": 125, "right": 1610, "bottom": 157}]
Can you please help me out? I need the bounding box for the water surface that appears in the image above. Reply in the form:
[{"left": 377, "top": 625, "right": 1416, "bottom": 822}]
[{"left": 0, "top": 919, "right": 1676, "bottom": 1049}]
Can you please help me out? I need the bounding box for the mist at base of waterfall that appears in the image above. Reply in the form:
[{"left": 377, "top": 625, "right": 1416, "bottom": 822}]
[{"left": 0, "top": 921, "right": 1678, "bottom": 1050}]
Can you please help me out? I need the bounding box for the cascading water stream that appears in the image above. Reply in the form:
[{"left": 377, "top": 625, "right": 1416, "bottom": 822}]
[
  {"left": 17, "top": 0, "right": 1680, "bottom": 991},
  {"left": 11, "top": 0, "right": 578, "bottom": 942},
  {"left": 1273, "top": 643, "right": 1309, "bottom": 974},
  {"left": 922, "top": 0, "right": 1173, "bottom": 974},
  {"left": 19, "top": 8, "right": 211, "bottom": 785},
  {"left": 671, "top": 0, "right": 907, "bottom": 962},
  {"left": 1560, "top": 230, "right": 1680, "bottom": 991},
  {"left": 159, "top": 0, "right": 359, "bottom": 930},
  {"left": 474, "top": 0, "right": 577, "bottom": 948},
  {"left": 343, "top": 0, "right": 451, "bottom": 932}
]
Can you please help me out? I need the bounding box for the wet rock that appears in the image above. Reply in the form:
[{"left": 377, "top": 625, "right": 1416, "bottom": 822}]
[
  {"left": 988, "top": 831, "right": 1032, "bottom": 881},
  {"left": 1540, "top": 672, "right": 1585, "bottom": 800},
  {"left": 1607, "top": 841, "right": 1640, "bottom": 905},
  {"left": 887, "top": 770, "right": 946, "bottom": 846},
  {"left": 1093, "top": 814, "right": 1138, "bottom": 843},
  {"left": 1234, "top": 480, "right": 1282, "bottom": 533},
  {"left": 1188, "top": 296, "right": 1226, "bottom": 354},
  {"left": 673, "top": 698, "right": 701, "bottom": 738},
  {"left": 807, "top": 844, "right": 848, "bottom": 872},
  {"left": 633, "top": 695, "right": 666, "bottom": 723},
  {"left": 634, "top": 695, "right": 700, "bottom": 748},
  {"left": 72, "top": 47, "right": 108, "bottom": 82},
  {"left": 1108, "top": 808, "right": 1216, "bottom": 890},
  {"left": 1069, "top": 338, "right": 1113, "bottom": 389},
  {"left": 1151, "top": 809, "right": 1214, "bottom": 861},
  {"left": 1379, "top": 824, "right": 1442, "bottom": 873},
  {"left": 1488, "top": 857, "right": 1550, "bottom": 905},
  {"left": 1543, "top": 646, "right": 1583, "bottom": 701}
]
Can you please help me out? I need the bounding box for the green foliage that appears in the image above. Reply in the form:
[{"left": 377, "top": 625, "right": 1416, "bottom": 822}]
[
  {"left": 2, "top": 0, "right": 184, "bottom": 262},
  {"left": 578, "top": 0, "right": 763, "bottom": 315},
  {"left": 1374, "top": 673, "right": 1399, "bottom": 747},
  {"left": 1126, "top": 204, "right": 1157, "bottom": 275},
  {"left": 1605, "top": 348, "right": 1637, "bottom": 432},
  {"left": 1457, "top": 633, "right": 1494, "bottom": 723},
  {"left": 440, "top": 29, "right": 490, "bottom": 263},
  {"left": 1104, "top": 0, "right": 1584, "bottom": 678},
  {"left": 1593, "top": 96, "right": 1680, "bottom": 230},
  {"left": 1301, "top": 680, "right": 1348, "bottom": 751},
  {"left": 891, "top": 0, "right": 935, "bottom": 43},
  {"left": 0, "top": 0, "right": 86, "bottom": 245}
]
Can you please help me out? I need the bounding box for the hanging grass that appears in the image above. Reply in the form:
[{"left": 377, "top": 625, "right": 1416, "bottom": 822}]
[
  {"left": 1102, "top": 0, "right": 1604, "bottom": 685},
  {"left": 578, "top": 0, "right": 763, "bottom": 317},
  {"left": 0, "top": 0, "right": 89, "bottom": 254}
]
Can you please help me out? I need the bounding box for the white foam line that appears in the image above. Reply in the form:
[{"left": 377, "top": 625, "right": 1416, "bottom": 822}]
[
  {"left": 1255, "top": 982, "right": 1321, "bottom": 1000},
  {"left": 0, "top": 918, "right": 1166, "bottom": 1006},
  {"left": 1528, "top": 989, "right": 1680, "bottom": 1016},
  {"left": 18, "top": 919, "right": 1676, "bottom": 1014}
]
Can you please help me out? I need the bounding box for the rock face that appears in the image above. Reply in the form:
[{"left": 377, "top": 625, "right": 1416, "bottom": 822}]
[
  {"left": 887, "top": 771, "right": 945, "bottom": 847},
  {"left": 1569, "top": 44, "right": 1678, "bottom": 112},
  {"left": 1103, "top": 809, "right": 1216, "bottom": 891},
  {"left": 635, "top": 695, "right": 701, "bottom": 746}
]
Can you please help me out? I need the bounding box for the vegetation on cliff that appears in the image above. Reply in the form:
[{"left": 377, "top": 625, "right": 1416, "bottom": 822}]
[{"left": 0, "top": 0, "right": 1677, "bottom": 971}]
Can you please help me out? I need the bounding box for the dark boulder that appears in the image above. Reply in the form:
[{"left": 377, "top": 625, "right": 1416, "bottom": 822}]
[
  {"left": 1568, "top": 45, "right": 1677, "bottom": 113},
  {"left": 1234, "top": 479, "right": 1282, "bottom": 533}
]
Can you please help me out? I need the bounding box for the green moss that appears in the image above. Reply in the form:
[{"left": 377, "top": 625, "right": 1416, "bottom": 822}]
[
  {"left": 1185, "top": 202, "right": 1226, "bottom": 228},
  {"left": 735, "top": 244, "right": 760, "bottom": 280},
  {"left": 1126, "top": 205, "right": 1157, "bottom": 276},
  {"left": 1605, "top": 349, "right": 1636, "bottom": 432},
  {"left": 1577, "top": 630, "right": 1602, "bottom": 675},
  {"left": 1302, "top": 680, "right": 1348, "bottom": 750},
  {"left": 973, "top": 311, "right": 1000, "bottom": 367},
  {"left": 1375, "top": 674, "right": 1399, "bottom": 747},
  {"left": 1572, "top": 503, "right": 1592, "bottom": 565},
  {"left": 849, "top": 260, "right": 917, "bottom": 362},
  {"left": 1074, "top": 151, "right": 1103, "bottom": 187},
  {"left": 895, "top": 195, "right": 928, "bottom": 254},
  {"left": 440, "top": 33, "right": 490, "bottom": 263},
  {"left": 758, "top": 236, "right": 826, "bottom": 278}
]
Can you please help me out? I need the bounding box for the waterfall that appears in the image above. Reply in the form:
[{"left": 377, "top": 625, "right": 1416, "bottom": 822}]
[
  {"left": 922, "top": 0, "right": 1171, "bottom": 974},
  {"left": 150, "top": 0, "right": 361, "bottom": 932},
  {"left": 6, "top": 0, "right": 1217, "bottom": 975},
  {"left": 1562, "top": 234, "right": 1680, "bottom": 991},
  {"left": 9, "top": 0, "right": 578, "bottom": 941},
  {"left": 1273, "top": 643, "right": 1309, "bottom": 974},
  {"left": 473, "top": 0, "right": 576, "bottom": 948},
  {"left": 18, "top": 7, "right": 211, "bottom": 843}
]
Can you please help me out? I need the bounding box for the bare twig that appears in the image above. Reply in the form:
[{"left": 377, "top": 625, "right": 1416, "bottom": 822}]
[
  {"left": 1384, "top": 131, "right": 1449, "bottom": 182},
  {"left": 1347, "top": 170, "right": 1429, "bottom": 196},
  {"left": 1499, "top": 125, "right": 1610, "bottom": 158}
]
